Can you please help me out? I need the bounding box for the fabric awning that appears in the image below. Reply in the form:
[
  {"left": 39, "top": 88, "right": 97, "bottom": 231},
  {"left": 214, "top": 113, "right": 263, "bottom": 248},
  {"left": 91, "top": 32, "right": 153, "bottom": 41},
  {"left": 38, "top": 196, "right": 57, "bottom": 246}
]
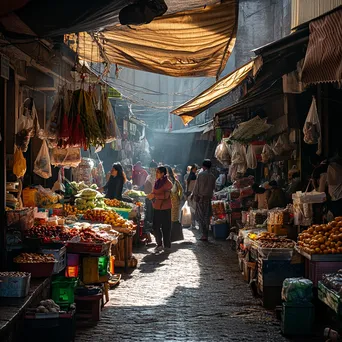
[
  {"left": 67, "top": 1, "right": 238, "bottom": 78},
  {"left": 11, "top": 0, "right": 220, "bottom": 37},
  {"left": 171, "top": 59, "right": 258, "bottom": 125},
  {"left": 151, "top": 120, "right": 212, "bottom": 134},
  {"left": 302, "top": 7, "right": 342, "bottom": 84}
]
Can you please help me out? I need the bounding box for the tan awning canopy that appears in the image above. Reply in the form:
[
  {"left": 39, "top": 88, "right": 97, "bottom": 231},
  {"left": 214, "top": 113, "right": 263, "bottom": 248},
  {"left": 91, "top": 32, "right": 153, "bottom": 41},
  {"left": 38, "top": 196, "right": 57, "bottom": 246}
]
[
  {"left": 67, "top": 0, "right": 238, "bottom": 79},
  {"left": 302, "top": 7, "right": 342, "bottom": 84},
  {"left": 171, "top": 59, "right": 259, "bottom": 125}
]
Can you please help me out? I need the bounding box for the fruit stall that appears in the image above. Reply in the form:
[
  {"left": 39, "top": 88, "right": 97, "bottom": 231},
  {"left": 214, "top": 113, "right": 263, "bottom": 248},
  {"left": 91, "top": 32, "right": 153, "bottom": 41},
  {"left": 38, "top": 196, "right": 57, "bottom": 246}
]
[{"left": 1, "top": 178, "right": 144, "bottom": 341}]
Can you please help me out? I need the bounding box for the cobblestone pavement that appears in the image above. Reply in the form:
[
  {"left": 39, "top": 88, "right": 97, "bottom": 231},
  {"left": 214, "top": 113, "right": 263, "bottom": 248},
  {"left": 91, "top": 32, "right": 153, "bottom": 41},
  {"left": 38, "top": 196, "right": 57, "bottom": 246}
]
[{"left": 76, "top": 229, "right": 292, "bottom": 342}]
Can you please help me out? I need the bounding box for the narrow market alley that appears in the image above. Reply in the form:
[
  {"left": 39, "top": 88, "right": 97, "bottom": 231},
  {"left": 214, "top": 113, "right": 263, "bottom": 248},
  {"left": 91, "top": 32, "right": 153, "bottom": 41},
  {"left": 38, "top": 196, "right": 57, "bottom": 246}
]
[{"left": 76, "top": 229, "right": 289, "bottom": 342}]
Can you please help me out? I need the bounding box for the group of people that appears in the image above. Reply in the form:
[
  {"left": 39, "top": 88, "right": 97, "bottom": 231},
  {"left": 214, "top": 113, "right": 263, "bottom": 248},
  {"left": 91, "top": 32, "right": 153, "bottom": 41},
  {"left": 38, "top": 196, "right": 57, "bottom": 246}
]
[{"left": 101, "top": 159, "right": 217, "bottom": 253}]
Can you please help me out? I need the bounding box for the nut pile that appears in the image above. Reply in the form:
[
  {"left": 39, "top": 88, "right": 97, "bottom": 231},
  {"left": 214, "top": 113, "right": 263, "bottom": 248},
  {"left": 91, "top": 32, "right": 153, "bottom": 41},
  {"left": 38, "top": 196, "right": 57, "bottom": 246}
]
[
  {"left": 14, "top": 253, "right": 56, "bottom": 263},
  {"left": 0, "top": 272, "right": 29, "bottom": 277},
  {"left": 258, "top": 240, "right": 295, "bottom": 249}
]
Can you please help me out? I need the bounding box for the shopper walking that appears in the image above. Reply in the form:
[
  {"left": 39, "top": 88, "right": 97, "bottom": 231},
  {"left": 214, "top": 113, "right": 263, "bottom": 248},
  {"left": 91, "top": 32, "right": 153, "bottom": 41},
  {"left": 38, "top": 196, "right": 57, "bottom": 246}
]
[
  {"left": 147, "top": 166, "right": 173, "bottom": 252},
  {"left": 192, "top": 159, "right": 216, "bottom": 241},
  {"left": 101, "top": 163, "right": 127, "bottom": 200},
  {"left": 186, "top": 164, "right": 198, "bottom": 228}
]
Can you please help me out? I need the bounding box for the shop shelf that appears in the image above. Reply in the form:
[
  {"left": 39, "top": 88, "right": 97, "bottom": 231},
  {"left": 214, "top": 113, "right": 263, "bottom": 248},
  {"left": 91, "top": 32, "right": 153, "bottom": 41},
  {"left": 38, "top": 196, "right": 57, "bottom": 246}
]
[
  {"left": 41, "top": 245, "right": 66, "bottom": 274},
  {"left": 281, "top": 302, "right": 314, "bottom": 336},
  {"left": 51, "top": 276, "right": 78, "bottom": 309},
  {"left": 0, "top": 272, "right": 31, "bottom": 297},
  {"left": 23, "top": 308, "right": 76, "bottom": 342}
]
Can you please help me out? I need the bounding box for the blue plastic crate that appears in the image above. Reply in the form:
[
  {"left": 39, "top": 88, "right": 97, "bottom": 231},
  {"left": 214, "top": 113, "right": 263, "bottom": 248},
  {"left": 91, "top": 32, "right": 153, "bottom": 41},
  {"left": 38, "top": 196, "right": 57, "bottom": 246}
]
[{"left": 212, "top": 223, "right": 229, "bottom": 239}]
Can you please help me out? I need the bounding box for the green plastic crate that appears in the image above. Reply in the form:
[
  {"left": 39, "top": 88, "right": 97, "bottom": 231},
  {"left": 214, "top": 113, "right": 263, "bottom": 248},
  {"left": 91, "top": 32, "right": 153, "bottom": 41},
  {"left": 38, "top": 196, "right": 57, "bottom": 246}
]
[
  {"left": 281, "top": 302, "right": 314, "bottom": 336},
  {"left": 98, "top": 256, "right": 109, "bottom": 276},
  {"left": 52, "top": 276, "right": 78, "bottom": 309}
]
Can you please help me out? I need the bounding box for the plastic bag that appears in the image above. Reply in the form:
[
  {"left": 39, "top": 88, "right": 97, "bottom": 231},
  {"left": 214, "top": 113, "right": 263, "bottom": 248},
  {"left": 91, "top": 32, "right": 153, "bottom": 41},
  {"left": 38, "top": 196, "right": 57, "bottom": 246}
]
[
  {"left": 303, "top": 96, "right": 322, "bottom": 154},
  {"left": 33, "top": 140, "right": 52, "bottom": 179},
  {"left": 282, "top": 278, "right": 313, "bottom": 303},
  {"left": 247, "top": 145, "right": 257, "bottom": 169},
  {"left": 261, "top": 144, "right": 273, "bottom": 163},
  {"left": 16, "top": 98, "right": 40, "bottom": 152},
  {"left": 51, "top": 148, "right": 81, "bottom": 168},
  {"left": 13, "top": 148, "right": 27, "bottom": 178},
  {"left": 181, "top": 201, "right": 192, "bottom": 227},
  {"left": 215, "top": 141, "right": 231, "bottom": 167}
]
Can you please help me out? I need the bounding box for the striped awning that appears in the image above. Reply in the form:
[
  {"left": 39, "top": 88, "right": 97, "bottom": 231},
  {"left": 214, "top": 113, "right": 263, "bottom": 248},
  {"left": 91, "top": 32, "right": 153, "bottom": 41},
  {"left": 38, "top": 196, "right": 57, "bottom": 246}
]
[{"left": 302, "top": 7, "right": 342, "bottom": 84}]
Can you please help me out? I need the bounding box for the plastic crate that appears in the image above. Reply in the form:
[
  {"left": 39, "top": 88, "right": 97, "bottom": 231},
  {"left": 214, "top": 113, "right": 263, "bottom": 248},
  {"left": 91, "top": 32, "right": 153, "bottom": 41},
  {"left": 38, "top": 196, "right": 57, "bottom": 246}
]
[
  {"left": 281, "top": 302, "right": 314, "bottom": 336},
  {"left": 113, "top": 208, "right": 130, "bottom": 219},
  {"left": 51, "top": 276, "right": 78, "bottom": 309},
  {"left": 0, "top": 272, "right": 31, "bottom": 297},
  {"left": 212, "top": 223, "right": 229, "bottom": 239},
  {"left": 258, "top": 258, "right": 304, "bottom": 287},
  {"left": 65, "top": 266, "right": 79, "bottom": 278},
  {"left": 23, "top": 308, "right": 76, "bottom": 342},
  {"left": 98, "top": 256, "right": 109, "bottom": 276},
  {"left": 305, "top": 260, "right": 342, "bottom": 287},
  {"left": 318, "top": 281, "right": 342, "bottom": 315},
  {"left": 41, "top": 245, "right": 66, "bottom": 274},
  {"left": 67, "top": 254, "right": 80, "bottom": 266}
]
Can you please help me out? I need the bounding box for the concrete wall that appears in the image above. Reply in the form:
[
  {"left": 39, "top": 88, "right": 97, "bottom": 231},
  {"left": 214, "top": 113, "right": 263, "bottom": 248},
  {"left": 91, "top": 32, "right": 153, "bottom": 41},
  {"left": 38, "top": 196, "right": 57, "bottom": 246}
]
[{"left": 207, "top": 0, "right": 291, "bottom": 118}]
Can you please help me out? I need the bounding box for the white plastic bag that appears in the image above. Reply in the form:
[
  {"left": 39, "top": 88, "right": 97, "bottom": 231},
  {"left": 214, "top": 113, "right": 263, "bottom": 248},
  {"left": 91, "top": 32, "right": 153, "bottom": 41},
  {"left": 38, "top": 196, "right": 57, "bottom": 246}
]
[
  {"left": 215, "top": 141, "right": 231, "bottom": 167},
  {"left": 33, "top": 140, "right": 52, "bottom": 179},
  {"left": 303, "top": 96, "right": 322, "bottom": 155},
  {"left": 261, "top": 144, "right": 273, "bottom": 163},
  {"left": 247, "top": 145, "right": 257, "bottom": 169},
  {"left": 181, "top": 201, "right": 192, "bottom": 227},
  {"left": 51, "top": 148, "right": 81, "bottom": 168}
]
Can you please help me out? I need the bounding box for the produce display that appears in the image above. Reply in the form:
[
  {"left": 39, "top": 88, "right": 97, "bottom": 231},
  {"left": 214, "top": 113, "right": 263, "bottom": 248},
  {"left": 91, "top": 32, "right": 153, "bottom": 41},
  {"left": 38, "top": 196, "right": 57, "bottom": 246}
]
[
  {"left": 104, "top": 198, "right": 131, "bottom": 209},
  {"left": 35, "top": 299, "right": 61, "bottom": 313},
  {"left": 83, "top": 209, "right": 135, "bottom": 230},
  {"left": 282, "top": 278, "right": 313, "bottom": 303},
  {"left": 253, "top": 232, "right": 295, "bottom": 248},
  {"left": 322, "top": 270, "right": 342, "bottom": 295},
  {"left": 297, "top": 217, "right": 342, "bottom": 255},
  {"left": 35, "top": 186, "right": 60, "bottom": 208},
  {"left": 64, "top": 204, "right": 79, "bottom": 216},
  {"left": 0, "top": 271, "right": 29, "bottom": 277},
  {"left": 70, "top": 181, "right": 98, "bottom": 192},
  {"left": 25, "top": 225, "right": 110, "bottom": 243},
  {"left": 75, "top": 188, "right": 105, "bottom": 210},
  {"left": 14, "top": 253, "right": 56, "bottom": 263},
  {"left": 124, "top": 189, "right": 146, "bottom": 198}
]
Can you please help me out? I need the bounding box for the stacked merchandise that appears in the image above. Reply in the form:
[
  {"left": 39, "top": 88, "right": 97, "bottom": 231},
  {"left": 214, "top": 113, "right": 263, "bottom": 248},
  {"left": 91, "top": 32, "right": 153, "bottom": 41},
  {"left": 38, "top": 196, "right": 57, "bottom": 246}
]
[
  {"left": 211, "top": 201, "right": 228, "bottom": 239},
  {"left": 227, "top": 176, "right": 254, "bottom": 227}
]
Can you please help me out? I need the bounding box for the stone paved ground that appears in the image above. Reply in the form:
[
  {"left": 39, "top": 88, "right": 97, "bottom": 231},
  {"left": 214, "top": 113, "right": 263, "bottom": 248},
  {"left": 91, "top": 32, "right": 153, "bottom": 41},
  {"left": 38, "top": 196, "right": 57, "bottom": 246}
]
[{"left": 75, "top": 229, "right": 312, "bottom": 342}]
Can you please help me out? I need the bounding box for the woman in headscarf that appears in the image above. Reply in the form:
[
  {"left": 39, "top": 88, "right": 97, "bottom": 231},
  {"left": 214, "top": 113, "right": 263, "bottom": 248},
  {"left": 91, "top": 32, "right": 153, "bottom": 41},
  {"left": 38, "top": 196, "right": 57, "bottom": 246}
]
[
  {"left": 143, "top": 161, "right": 158, "bottom": 241},
  {"left": 132, "top": 161, "right": 148, "bottom": 187},
  {"left": 101, "top": 163, "right": 127, "bottom": 200},
  {"left": 147, "top": 166, "right": 173, "bottom": 252}
]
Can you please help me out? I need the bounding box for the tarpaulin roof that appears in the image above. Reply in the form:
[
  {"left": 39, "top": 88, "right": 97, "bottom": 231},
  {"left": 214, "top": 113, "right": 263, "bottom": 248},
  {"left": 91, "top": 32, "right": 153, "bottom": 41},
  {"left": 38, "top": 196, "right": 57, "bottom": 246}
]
[
  {"left": 302, "top": 6, "right": 342, "bottom": 84},
  {"left": 67, "top": 0, "right": 238, "bottom": 78},
  {"left": 171, "top": 59, "right": 258, "bottom": 125},
  {"left": 6, "top": 0, "right": 222, "bottom": 37}
]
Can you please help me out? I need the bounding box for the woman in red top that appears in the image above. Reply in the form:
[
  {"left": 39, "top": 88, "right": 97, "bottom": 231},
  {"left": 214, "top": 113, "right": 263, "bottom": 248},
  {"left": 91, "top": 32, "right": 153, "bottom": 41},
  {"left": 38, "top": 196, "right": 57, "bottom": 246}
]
[
  {"left": 132, "top": 162, "right": 148, "bottom": 187},
  {"left": 147, "top": 166, "right": 173, "bottom": 252}
]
